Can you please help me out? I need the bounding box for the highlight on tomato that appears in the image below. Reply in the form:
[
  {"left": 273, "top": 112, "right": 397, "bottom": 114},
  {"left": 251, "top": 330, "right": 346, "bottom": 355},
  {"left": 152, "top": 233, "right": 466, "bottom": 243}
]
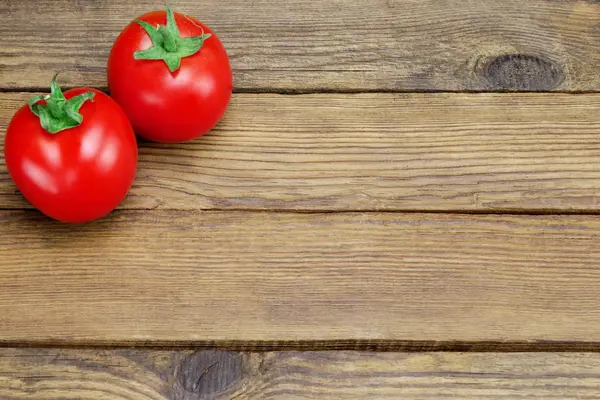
[
  {"left": 4, "top": 74, "right": 138, "bottom": 223},
  {"left": 107, "top": 5, "right": 233, "bottom": 143}
]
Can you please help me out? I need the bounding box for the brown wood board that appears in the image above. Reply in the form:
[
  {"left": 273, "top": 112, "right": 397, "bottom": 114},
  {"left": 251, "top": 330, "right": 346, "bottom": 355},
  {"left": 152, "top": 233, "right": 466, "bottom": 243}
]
[
  {"left": 2, "top": 92, "right": 600, "bottom": 213},
  {"left": 3, "top": 349, "right": 600, "bottom": 399},
  {"left": 2, "top": 211, "right": 600, "bottom": 345},
  {"left": 2, "top": 0, "right": 600, "bottom": 91}
]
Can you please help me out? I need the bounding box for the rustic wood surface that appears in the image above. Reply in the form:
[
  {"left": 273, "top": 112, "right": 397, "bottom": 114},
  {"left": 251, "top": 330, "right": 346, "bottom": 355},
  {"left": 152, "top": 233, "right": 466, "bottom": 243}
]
[
  {"left": 3, "top": 349, "right": 600, "bottom": 399},
  {"left": 2, "top": 210, "right": 600, "bottom": 344},
  {"left": 2, "top": 0, "right": 600, "bottom": 91},
  {"left": 3, "top": 0, "right": 600, "bottom": 397},
  {"left": 3, "top": 92, "right": 600, "bottom": 212}
]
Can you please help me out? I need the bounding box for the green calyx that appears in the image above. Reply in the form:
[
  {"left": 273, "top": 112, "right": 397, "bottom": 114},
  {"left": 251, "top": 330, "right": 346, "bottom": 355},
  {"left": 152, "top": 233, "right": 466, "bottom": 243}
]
[
  {"left": 28, "top": 74, "right": 95, "bottom": 134},
  {"left": 134, "top": 5, "right": 211, "bottom": 72}
]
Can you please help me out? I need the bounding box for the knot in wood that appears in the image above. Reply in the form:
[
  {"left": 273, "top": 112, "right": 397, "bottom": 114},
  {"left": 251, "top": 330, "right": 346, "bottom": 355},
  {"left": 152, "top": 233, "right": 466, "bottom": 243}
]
[
  {"left": 483, "top": 54, "right": 564, "bottom": 90},
  {"left": 176, "top": 350, "right": 243, "bottom": 397}
]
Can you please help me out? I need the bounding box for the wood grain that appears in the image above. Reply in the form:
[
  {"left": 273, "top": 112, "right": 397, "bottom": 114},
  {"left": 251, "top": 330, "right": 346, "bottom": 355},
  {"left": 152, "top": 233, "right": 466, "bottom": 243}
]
[
  {"left": 2, "top": 210, "right": 600, "bottom": 344},
  {"left": 2, "top": 92, "right": 600, "bottom": 212},
  {"left": 2, "top": 0, "right": 599, "bottom": 91},
  {"left": 3, "top": 349, "right": 600, "bottom": 399}
]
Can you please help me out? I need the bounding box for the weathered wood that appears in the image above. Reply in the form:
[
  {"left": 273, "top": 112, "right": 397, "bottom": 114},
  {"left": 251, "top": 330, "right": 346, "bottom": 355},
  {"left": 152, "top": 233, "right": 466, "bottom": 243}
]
[
  {"left": 2, "top": 0, "right": 599, "bottom": 91},
  {"left": 0, "top": 348, "right": 173, "bottom": 400},
  {"left": 2, "top": 349, "right": 600, "bottom": 399},
  {"left": 2, "top": 92, "right": 600, "bottom": 212},
  {"left": 2, "top": 210, "right": 600, "bottom": 345}
]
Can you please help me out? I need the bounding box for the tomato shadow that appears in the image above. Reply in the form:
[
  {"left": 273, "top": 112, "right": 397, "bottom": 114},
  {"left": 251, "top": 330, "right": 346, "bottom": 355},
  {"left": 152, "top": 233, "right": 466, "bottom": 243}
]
[{"left": 133, "top": 131, "right": 218, "bottom": 146}]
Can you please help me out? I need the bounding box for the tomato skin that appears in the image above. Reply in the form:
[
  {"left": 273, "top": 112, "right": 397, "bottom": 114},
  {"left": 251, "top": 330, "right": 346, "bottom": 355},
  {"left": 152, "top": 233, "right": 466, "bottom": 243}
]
[
  {"left": 4, "top": 89, "right": 138, "bottom": 223},
  {"left": 107, "top": 11, "right": 233, "bottom": 143}
]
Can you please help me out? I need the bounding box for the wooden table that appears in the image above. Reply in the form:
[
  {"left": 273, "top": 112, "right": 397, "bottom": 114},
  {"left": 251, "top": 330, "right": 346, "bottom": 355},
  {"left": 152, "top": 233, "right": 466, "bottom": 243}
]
[{"left": 2, "top": 0, "right": 600, "bottom": 398}]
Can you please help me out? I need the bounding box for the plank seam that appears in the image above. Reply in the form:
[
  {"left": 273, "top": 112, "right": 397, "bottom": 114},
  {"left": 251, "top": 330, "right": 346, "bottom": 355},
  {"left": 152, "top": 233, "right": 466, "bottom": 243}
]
[
  {"left": 3, "top": 87, "right": 600, "bottom": 95},
  {"left": 3, "top": 340, "right": 600, "bottom": 352},
  {"left": 2, "top": 208, "right": 600, "bottom": 216}
]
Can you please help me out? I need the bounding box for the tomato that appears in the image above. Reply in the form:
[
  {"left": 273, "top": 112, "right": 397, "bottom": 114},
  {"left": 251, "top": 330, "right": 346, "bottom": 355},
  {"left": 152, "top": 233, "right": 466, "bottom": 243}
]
[
  {"left": 107, "top": 6, "right": 232, "bottom": 143},
  {"left": 4, "top": 77, "right": 138, "bottom": 223}
]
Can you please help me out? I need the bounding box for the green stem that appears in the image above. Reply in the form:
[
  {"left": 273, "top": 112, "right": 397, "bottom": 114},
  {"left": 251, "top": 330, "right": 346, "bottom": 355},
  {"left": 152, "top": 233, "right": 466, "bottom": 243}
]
[
  {"left": 161, "top": 26, "right": 178, "bottom": 52},
  {"left": 28, "top": 74, "right": 95, "bottom": 134},
  {"left": 133, "top": 5, "right": 212, "bottom": 72}
]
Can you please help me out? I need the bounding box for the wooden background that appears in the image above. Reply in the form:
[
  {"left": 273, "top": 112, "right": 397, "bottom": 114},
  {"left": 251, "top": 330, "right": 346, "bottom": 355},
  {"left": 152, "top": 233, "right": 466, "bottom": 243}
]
[{"left": 2, "top": 0, "right": 600, "bottom": 398}]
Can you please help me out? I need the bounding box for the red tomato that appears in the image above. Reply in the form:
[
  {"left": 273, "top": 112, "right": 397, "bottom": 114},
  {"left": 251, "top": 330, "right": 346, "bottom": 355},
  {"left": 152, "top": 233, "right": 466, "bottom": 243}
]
[
  {"left": 107, "top": 6, "right": 232, "bottom": 143},
  {"left": 4, "top": 81, "right": 138, "bottom": 223}
]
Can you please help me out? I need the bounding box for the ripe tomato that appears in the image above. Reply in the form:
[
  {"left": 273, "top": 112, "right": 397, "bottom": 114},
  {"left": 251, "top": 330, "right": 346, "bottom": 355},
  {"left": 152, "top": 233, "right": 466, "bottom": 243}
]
[
  {"left": 107, "top": 6, "right": 232, "bottom": 143},
  {"left": 4, "top": 77, "right": 138, "bottom": 223}
]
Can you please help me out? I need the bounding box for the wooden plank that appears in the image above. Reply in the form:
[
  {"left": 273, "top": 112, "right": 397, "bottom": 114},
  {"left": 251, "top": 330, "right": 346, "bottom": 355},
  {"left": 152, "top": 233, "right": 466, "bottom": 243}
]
[
  {"left": 2, "top": 92, "right": 600, "bottom": 212},
  {"left": 2, "top": 349, "right": 600, "bottom": 399},
  {"left": 2, "top": 0, "right": 599, "bottom": 91},
  {"left": 2, "top": 210, "right": 600, "bottom": 344}
]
